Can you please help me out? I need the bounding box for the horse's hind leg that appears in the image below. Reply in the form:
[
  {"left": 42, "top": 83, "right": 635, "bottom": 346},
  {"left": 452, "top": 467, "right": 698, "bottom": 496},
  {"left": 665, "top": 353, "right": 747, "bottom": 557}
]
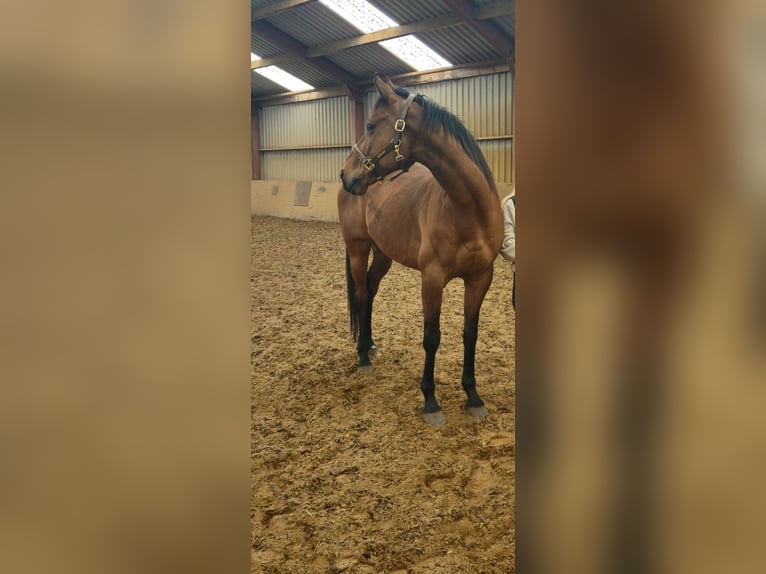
[
  {"left": 365, "top": 245, "right": 392, "bottom": 357},
  {"left": 461, "top": 267, "right": 494, "bottom": 419}
]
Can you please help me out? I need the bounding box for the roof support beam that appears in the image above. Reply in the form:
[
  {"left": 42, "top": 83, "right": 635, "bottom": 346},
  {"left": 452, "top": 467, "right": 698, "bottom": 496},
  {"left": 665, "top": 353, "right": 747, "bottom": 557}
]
[
  {"left": 253, "top": 87, "right": 349, "bottom": 107},
  {"left": 441, "top": 0, "right": 515, "bottom": 62},
  {"left": 251, "top": 54, "right": 292, "bottom": 70},
  {"left": 250, "top": 0, "right": 511, "bottom": 24},
  {"left": 252, "top": 60, "right": 511, "bottom": 107},
  {"left": 307, "top": 13, "right": 462, "bottom": 57},
  {"left": 251, "top": 20, "right": 360, "bottom": 96},
  {"left": 385, "top": 59, "right": 510, "bottom": 86},
  {"left": 251, "top": 0, "right": 317, "bottom": 22},
  {"left": 474, "top": 0, "right": 515, "bottom": 20},
  {"left": 252, "top": 1, "right": 514, "bottom": 66}
]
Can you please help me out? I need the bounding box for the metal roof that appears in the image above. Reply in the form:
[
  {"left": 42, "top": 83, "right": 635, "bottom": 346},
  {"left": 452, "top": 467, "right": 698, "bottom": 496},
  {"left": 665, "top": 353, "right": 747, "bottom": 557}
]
[
  {"left": 418, "top": 23, "right": 500, "bottom": 64},
  {"left": 251, "top": 0, "right": 515, "bottom": 102}
]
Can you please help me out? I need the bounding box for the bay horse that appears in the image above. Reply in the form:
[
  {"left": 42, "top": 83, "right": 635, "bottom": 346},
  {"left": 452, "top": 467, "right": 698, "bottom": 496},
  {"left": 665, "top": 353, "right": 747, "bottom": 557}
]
[{"left": 338, "top": 74, "right": 504, "bottom": 425}]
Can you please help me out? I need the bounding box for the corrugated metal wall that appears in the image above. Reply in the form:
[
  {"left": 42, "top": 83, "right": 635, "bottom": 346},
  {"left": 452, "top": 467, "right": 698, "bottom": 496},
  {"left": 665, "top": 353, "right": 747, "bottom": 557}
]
[
  {"left": 260, "top": 96, "right": 350, "bottom": 181},
  {"left": 365, "top": 73, "right": 512, "bottom": 138},
  {"left": 479, "top": 139, "right": 512, "bottom": 184},
  {"left": 365, "top": 72, "right": 513, "bottom": 182},
  {"left": 261, "top": 148, "right": 349, "bottom": 181},
  {"left": 261, "top": 96, "right": 350, "bottom": 148},
  {"left": 256, "top": 72, "right": 513, "bottom": 182}
]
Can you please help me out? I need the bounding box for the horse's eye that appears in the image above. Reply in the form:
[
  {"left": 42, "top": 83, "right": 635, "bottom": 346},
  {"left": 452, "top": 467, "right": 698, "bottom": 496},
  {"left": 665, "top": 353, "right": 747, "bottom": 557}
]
[{"left": 366, "top": 123, "right": 375, "bottom": 133}]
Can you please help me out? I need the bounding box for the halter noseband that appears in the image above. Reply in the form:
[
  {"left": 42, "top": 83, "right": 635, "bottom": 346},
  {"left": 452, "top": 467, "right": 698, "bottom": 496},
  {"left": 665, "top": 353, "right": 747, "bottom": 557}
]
[{"left": 351, "top": 93, "right": 416, "bottom": 181}]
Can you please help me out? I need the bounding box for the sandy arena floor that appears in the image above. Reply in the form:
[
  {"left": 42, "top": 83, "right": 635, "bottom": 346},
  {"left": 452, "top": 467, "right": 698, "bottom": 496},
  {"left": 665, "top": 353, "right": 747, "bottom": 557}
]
[{"left": 251, "top": 216, "right": 515, "bottom": 573}]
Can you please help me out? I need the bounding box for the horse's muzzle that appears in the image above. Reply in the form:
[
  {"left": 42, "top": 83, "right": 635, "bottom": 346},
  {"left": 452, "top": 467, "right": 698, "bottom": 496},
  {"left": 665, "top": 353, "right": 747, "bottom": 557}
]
[{"left": 340, "top": 170, "right": 366, "bottom": 195}]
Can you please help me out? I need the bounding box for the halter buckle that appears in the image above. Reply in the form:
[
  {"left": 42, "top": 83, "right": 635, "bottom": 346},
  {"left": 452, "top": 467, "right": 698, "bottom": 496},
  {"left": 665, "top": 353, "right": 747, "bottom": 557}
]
[
  {"left": 363, "top": 159, "right": 375, "bottom": 171},
  {"left": 394, "top": 119, "right": 406, "bottom": 132}
]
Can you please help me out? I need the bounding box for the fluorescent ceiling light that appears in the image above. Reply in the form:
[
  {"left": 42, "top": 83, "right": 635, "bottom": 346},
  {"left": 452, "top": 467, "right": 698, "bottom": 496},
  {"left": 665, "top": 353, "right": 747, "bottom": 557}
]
[
  {"left": 319, "top": 0, "right": 451, "bottom": 71},
  {"left": 251, "top": 52, "right": 314, "bottom": 92}
]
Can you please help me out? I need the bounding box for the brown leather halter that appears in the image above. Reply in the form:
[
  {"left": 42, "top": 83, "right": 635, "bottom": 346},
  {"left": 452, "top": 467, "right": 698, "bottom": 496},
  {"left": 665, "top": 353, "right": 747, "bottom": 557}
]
[{"left": 351, "top": 93, "right": 416, "bottom": 181}]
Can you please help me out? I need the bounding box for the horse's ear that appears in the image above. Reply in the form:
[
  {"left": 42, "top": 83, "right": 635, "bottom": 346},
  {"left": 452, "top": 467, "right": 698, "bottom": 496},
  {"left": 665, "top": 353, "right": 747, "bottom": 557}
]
[
  {"left": 374, "top": 73, "right": 396, "bottom": 101},
  {"left": 386, "top": 76, "right": 399, "bottom": 90},
  {"left": 374, "top": 73, "right": 384, "bottom": 96}
]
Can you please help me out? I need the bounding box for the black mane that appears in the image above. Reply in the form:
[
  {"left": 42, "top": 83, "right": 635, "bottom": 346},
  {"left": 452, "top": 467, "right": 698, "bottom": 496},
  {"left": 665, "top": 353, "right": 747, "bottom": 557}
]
[{"left": 377, "top": 86, "right": 495, "bottom": 187}]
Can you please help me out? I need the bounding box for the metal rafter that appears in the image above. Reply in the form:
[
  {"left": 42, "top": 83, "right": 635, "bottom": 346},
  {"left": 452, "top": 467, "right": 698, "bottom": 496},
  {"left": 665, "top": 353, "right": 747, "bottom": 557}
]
[
  {"left": 250, "top": 1, "right": 515, "bottom": 99},
  {"left": 251, "top": 0, "right": 317, "bottom": 22},
  {"left": 251, "top": 54, "right": 292, "bottom": 70},
  {"left": 475, "top": 0, "right": 514, "bottom": 20},
  {"left": 252, "top": 59, "right": 511, "bottom": 107},
  {"left": 251, "top": 2, "right": 515, "bottom": 66},
  {"left": 441, "top": 0, "right": 514, "bottom": 62},
  {"left": 251, "top": 20, "right": 360, "bottom": 97},
  {"left": 306, "top": 13, "right": 462, "bottom": 58}
]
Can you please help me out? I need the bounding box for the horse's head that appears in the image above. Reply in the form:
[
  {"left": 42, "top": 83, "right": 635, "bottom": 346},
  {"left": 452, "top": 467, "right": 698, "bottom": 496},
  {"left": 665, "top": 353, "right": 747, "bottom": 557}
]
[{"left": 341, "top": 74, "right": 421, "bottom": 195}]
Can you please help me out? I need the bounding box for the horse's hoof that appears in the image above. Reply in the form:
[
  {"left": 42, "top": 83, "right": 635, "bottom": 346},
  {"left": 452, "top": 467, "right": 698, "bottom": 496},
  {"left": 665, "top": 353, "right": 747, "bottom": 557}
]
[
  {"left": 357, "top": 364, "right": 373, "bottom": 374},
  {"left": 466, "top": 404, "right": 489, "bottom": 420},
  {"left": 368, "top": 345, "right": 381, "bottom": 358},
  {"left": 422, "top": 410, "right": 447, "bottom": 426}
]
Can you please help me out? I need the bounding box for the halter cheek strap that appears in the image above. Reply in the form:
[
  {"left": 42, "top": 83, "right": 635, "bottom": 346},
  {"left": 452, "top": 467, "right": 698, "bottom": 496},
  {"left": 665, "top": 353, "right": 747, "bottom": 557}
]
[{"left": 351, "top": 93, "right": 416, "bottom": 180}]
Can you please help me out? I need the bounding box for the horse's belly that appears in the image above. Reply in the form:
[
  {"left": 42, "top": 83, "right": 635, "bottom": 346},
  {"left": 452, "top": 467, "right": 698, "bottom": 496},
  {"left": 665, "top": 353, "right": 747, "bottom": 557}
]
[
  {"left": 368, "top": 226, "right": 420, "bottom": 269},
  {"left": 366, "top": 206, "right": 421, "bottom": 269}
]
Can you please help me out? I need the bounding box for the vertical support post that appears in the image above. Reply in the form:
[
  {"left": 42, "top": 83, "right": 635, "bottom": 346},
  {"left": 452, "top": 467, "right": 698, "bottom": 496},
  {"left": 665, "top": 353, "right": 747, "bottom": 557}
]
[
  {"left": 511, "top": 73, "right": 516, "bottom": 188},
  {"left": 251, "top": 110, "right": 261, "bottom": 180},
  {"left": 350, "top": 95, "right": 365, "bottom": 144}
]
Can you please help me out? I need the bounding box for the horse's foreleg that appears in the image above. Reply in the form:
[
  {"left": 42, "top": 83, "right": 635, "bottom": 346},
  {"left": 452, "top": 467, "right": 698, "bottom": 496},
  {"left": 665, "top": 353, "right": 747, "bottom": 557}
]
[
  {"left": 347, "top": 242, "right": 374, "bottom": 372},
  {"left": 461, "top": 267, "right": 494, "bottom": 419},
  {"left": 365, "top": 245, "right": 392, "bottom": 357},
  {"left": 420, "top": 272, "right": 446, "bottom": 425}
]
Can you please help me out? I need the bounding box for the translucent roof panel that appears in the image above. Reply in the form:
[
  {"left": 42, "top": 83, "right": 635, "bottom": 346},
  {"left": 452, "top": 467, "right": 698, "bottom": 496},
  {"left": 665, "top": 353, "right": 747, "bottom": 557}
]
[
  {"left": 318, "top": 0, "right": 451, "bottom": 71},
  {"left": 251, "top": 53, "right": 315, "bottom": 92}
]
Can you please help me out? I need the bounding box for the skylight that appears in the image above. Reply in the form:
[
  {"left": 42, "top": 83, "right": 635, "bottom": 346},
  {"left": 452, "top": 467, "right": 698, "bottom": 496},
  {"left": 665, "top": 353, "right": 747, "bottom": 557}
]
[
  {"left": 379, "top": 37, "right": 451, "bottom": 72},
  {"left": 319, "top": 0, "right": 396, "bottom": 32},
  {"left": 251, "top": 53, "right": 314, "bottom": 92},
  {"left": 318, "top": 0, "right": 451, "bottom": 71}
]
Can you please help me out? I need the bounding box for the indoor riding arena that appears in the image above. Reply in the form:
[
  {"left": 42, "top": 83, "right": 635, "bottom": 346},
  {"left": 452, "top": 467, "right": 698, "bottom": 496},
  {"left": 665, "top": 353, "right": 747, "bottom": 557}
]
[{"left": 250, "top": 2, "right": 515, "bottom": 572}]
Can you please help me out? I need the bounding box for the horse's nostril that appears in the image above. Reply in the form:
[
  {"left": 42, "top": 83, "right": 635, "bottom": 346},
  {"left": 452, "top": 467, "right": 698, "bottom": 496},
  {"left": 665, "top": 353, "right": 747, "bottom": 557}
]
[{"left": 340, "top": 170, "right": 344, "bottom": 180}]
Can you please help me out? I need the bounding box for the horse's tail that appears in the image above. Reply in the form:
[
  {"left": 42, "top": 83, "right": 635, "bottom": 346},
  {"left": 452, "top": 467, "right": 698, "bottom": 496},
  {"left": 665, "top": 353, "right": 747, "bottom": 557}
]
[{"left": 345, "top": 249, "right": 359, "bottom": 342}]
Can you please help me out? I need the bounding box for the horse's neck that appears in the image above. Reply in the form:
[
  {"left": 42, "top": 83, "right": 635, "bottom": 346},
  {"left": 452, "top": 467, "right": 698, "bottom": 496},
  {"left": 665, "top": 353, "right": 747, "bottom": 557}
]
[{"left": 417, "top": 135, "right": 496, "bottom": 210}]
